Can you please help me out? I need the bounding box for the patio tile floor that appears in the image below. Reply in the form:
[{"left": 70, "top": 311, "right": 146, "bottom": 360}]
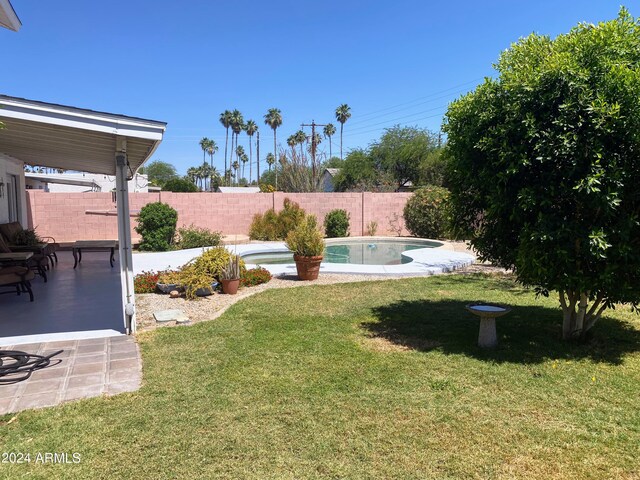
[{"left": 0, "top": 336, "right": 141, "bottom": 415}]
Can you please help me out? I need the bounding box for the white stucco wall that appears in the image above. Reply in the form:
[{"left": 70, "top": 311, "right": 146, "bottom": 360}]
[
  {"left": 25, "top": 173, "right": 151, "bottom": 193},
  {"left": 0, "top": 153, "right": 28, "bottom": 226}
]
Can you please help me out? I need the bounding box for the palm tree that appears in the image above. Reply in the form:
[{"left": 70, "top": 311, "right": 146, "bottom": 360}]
[
  {"left": 287, "top": 134, "right": 297, "bottom": 156},
  {"left": 206, "top": 140, "right": 218, "bottom": 190},
  {"left": 236, "top": 146, "right": 246, "bottom": 179},
  {"left": 264, "top": 108, "right": 283, "bottom": 189},
  {"left": 294, "top": 130, "right": 307, "bottom": 160},
  {"left": 241, "top": 153, "right": 249, "bottom": 181},
  {"left": 231, "top": 160, "right": 240, "bottom": 186},
  {"left": 219, "top": 111, "right": 232, "bottom": 185},
  {"left": 323, "top": 123, "right": 336, "bottom": 159},
  {"left": 199, "top": 137, "right": 211, "bottom": 166},
  {"left": 335, "top": 104, "right": 352, "bottom": 160},
  {"left": 230, "top": 109, "right": 245, "bottom": 186},
  {"left": 186, "top": 166, "right": 199, "bottom": 189},
  {"left": 266, "top": 153, "right": 275, "bottom": 172},
  {"left": 244, "top": 119, "right": 258, "bottom": 184}
]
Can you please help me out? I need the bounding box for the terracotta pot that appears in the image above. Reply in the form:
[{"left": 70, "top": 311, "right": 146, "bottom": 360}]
[
  {"left": 293, "top": 255, "right": 323, "bottom": 281},
  {"left": 221, "top": 278, "right": 240, "bottom": 295}
]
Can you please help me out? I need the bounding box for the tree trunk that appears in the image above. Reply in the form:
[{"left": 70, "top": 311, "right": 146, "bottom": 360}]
[
  {"left": 340, "top": 123, "right": 344, "bottom": 160},
  {"left": 249, "top": 136, "right": 253, "bottom": 184},
  {"left": 559, "top": 290, "right": 607, "bottom": 340},
  {"left": 257, "top": 131, "right": 260, "bottom": 186},
  {"left": 274, "top": 130, "right": 278, "bottom": 190},
  {"left": 329, "top": 135, "right": 332, "bottom": 159},
  {"left": 224, "top": 128, "right": 229, "bottom": 187}
]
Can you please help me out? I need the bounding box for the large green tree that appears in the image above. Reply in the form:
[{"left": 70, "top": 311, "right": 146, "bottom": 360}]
[
  {"left": 370, "top": 125, "right": 438, "bottom": 190},
  {"left": 143, "top": 160, "right": 178, "bottom": 188},
  {"left": 444, "top": 9, "right": 640, "bottom": 339}
]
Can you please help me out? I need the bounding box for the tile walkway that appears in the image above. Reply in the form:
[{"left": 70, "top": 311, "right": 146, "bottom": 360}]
[{"left": 0, "top": 335, "right": 141, "bottom": 415}]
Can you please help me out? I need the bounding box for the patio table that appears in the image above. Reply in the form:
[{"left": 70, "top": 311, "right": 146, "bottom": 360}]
[
  {"left": 0, "top": 251, "right": 34, "bottom": 266},
  {"left": 72, "top": 240, "right": 118, "bottom": 268}
]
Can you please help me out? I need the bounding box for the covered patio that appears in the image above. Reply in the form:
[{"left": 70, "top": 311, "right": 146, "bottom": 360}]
[{"left": 0, "top": 95, "right": 166, "bottom": 345}]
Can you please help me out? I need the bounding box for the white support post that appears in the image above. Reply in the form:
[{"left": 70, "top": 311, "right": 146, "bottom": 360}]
[{"left": 115, "top": 137, "right": 136, "bottom": 334}]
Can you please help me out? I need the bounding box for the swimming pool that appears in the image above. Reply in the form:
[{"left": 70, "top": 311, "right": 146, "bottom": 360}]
[{"left": 241, "top": 240, "right": 442, "bottom": 266}]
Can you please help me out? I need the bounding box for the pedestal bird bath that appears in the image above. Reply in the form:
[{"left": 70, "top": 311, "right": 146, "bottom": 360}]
[{"left": 465, "top": 303, "right": 511, "bottom": 348}]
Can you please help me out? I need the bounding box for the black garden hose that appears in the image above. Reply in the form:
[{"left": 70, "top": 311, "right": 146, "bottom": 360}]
[{"left": 0, "top": 350, "right": 63, "bottom": 384}]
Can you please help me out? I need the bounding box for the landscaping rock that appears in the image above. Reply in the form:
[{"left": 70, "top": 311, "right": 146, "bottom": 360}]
[
  {"left": 153, "top": 309, "right": 188, "bottom": 323},
  {"left": 169, "top": 290, "right": 180, "bottom": 298}
]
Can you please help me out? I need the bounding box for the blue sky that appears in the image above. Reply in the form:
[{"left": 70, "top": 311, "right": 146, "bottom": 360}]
[{"left": 0, "top": 1, "right": 626, "bottom": 178}]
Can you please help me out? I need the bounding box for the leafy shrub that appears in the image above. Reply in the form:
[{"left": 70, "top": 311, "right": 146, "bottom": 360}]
[
  {"left": 249, "top": 198, "right": 306, "bottom": 240},
  {"left": 179, "top": 247, "right": 246, "bottom": 299},
  {"left": 365, "top": 221, "right": 378, "bottom": 236},
  {"left": 259, "top": 184, "right": 275, "bottom": 193},
  {"left": 249, "top": 209, "right": 279, "bottom": 241},
  {"left": 324, "top": 209, "right": 350, "bottom": 238},
  {"left": 175, "top": 225, "right": 222, "bottom": 249},
  {"left": 13, "top": 228, "right": 42, "bottom": 246},
  {"left": 134, "top": 271, "right": 159, "bottom": 293},
  {"left": 163, "top": 178, "right": 199, "bottom": 192},
  {"left": 403, "top": 186, "right": 450, "bottom": 239},
  {"left": 277, "top": 199, "right": 306, "bottom": 238},
  {"left": 135, "top": 202, "right": 178, "bottom": 251},
  {"left": 157, "top": 270, "right": 181, "bottom": 285},
  {"left": 285, "top": 215, "right": 325, "bottom": 257},
  {"left": 240, "top": 267, "right": 272, "bottom": 287}
]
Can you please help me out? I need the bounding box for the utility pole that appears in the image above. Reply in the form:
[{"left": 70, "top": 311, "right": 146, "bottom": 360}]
[{"left": 300, "top": 120, "right": 327, "bottom": 181}]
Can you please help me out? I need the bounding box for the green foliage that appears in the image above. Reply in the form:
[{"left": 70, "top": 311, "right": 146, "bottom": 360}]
[
  {"left": 365, "top": 221, "right": 378, "bottom": 236},
  {"left": 285, "top": 215, "right": 325, "bottom": 257},
  {"left": 403, "top": 187, "right": 451, "bottom": 239},
  {"left": 419, "top": 149, "right": 448, "bottom": 187},
  {"left": 143, "top": 160, "right": 179, "bottom": 188},
  {"left": 135, "top": 202, "right": 178, "bottom": 252},
  {"left": 12, "top": 228, "right": 42, "bottom": 246},
  {"left": 370, "top": 126, "right": 439, "bottom": 189},
  {"left": 324, "top": 209, "right": 350, "bottom": 238},
  {"left": 163, "top": 178, "right": 198, "bottom": 192},
  {"left": 444, "top": 8, "right": 640, "bottom": 336},
  {"left": 249, "top": 198, "right": 306, "bottom": 240},
  {"left": 157, "top": 270, "right": 182, "bottom": 285},
  {"left": 240, "top": 267, "right": 272, "bottom": 287},
  {"left": 134, "top": 271, "right": 160, "bottom": 294},
  {"left": 259, "top": 183, "right": 275, "bottom": 193},
  {"left": 179, "top": 247, "right": 246, "bottom": 299},
  {"left": 175, "top": 225, "right": 222, "bottom": 250}
]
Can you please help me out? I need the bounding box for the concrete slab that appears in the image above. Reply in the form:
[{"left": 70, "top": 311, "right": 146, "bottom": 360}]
[{"left": 0, "top": 336, "right": 141, "bottom": 415}]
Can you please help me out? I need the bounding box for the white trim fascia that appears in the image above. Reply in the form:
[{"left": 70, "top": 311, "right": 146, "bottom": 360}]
[
  {"left": 0, "top": 0, "right": 21, "bottom": 32},
  {"left": 0, "top": 97, "right": 166, "bottom": 141}
]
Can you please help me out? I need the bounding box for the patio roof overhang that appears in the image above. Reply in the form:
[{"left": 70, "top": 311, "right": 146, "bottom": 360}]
[
  {"left": 0, "top": 0, "right": 21, "bottom": 32},
  {"left": 0, "top": 94, "right": 166, "bottom": 336},
  {"left": 0, "top": 95, "right": 166, "bottom": 175}
]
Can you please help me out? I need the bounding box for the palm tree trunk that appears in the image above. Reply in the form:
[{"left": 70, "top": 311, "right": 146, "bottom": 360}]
[
  {"left": 249, "top": 137, "right": 253, "bottom": 184},
  {"left": 340, "top": 123, "right": 344, "bottom": 160},
  {"left": 225, "top": 127, "right": 230, "bottom": 187},
  {"left": 273, "top": 130, "right": 278, "bottom": 190},
  {"left": 329, "top": 135, "right": 332, "bottom": 159},
  {"left": 257, "top": 131, "right": 260, "bottom": 186}
]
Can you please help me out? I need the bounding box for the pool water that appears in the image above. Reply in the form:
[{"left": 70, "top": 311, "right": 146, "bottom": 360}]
[{"left": 242, "top": 241, "right": 439, "bottom": 266}]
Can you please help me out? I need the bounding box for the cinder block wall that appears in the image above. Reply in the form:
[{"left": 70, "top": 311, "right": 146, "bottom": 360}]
[{"left": 26, "top": 190, "right": 413, "bottom": 243}]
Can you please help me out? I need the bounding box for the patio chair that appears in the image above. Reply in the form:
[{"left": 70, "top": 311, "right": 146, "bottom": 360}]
[
  {"left": 0, "top": 221, "right": 58, "bottom": 267},
  {"left": 0, "top": 233, "right": 48, "bottom": 282},
  {"left": 0, "top": 266, "right": 35, "bottom": 302}
]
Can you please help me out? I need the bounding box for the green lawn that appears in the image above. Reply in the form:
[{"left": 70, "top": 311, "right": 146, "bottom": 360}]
[{"left": 2, "top": 274, "right": 640, "bottom": 479}]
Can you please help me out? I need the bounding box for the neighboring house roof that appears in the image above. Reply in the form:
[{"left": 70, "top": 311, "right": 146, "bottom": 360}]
[
  {"left": 0, "top": 0, "right": 21, "bottom": 31},
  {"left": 324, "top": 168, "right": 340, "bottom": 177},
  {"left": 25, "top": 172, "right": 101, "bottom": 190},
  {"left": 216, "top": 187, "right": 260, "bottom": 193}
]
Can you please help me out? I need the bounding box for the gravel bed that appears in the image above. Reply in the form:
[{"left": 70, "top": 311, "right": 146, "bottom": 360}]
[{"left": 135, "top": 262, "right": 511, "bottom": 333}]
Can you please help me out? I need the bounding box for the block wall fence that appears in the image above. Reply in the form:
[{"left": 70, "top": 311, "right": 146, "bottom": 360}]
[{"left": 26, "top": 191, "right": 413, "bottom": 243}]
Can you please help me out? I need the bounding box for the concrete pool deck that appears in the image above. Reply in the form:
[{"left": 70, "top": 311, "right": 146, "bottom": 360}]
[{"left": 133, "top": 238, "right": 475, "bottom": 277}]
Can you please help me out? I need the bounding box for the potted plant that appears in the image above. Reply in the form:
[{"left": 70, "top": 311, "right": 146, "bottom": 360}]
[
  {"left": 285, "top": 215, "right": 325, "bottom": 281},
  {"left": 220, "top": 255, "right": 241, "bottom": 294}
]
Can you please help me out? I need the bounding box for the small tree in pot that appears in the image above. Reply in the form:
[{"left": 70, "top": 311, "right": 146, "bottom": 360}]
[{"left": 286, "top": 215, "right": 325, "bottom": 281}]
